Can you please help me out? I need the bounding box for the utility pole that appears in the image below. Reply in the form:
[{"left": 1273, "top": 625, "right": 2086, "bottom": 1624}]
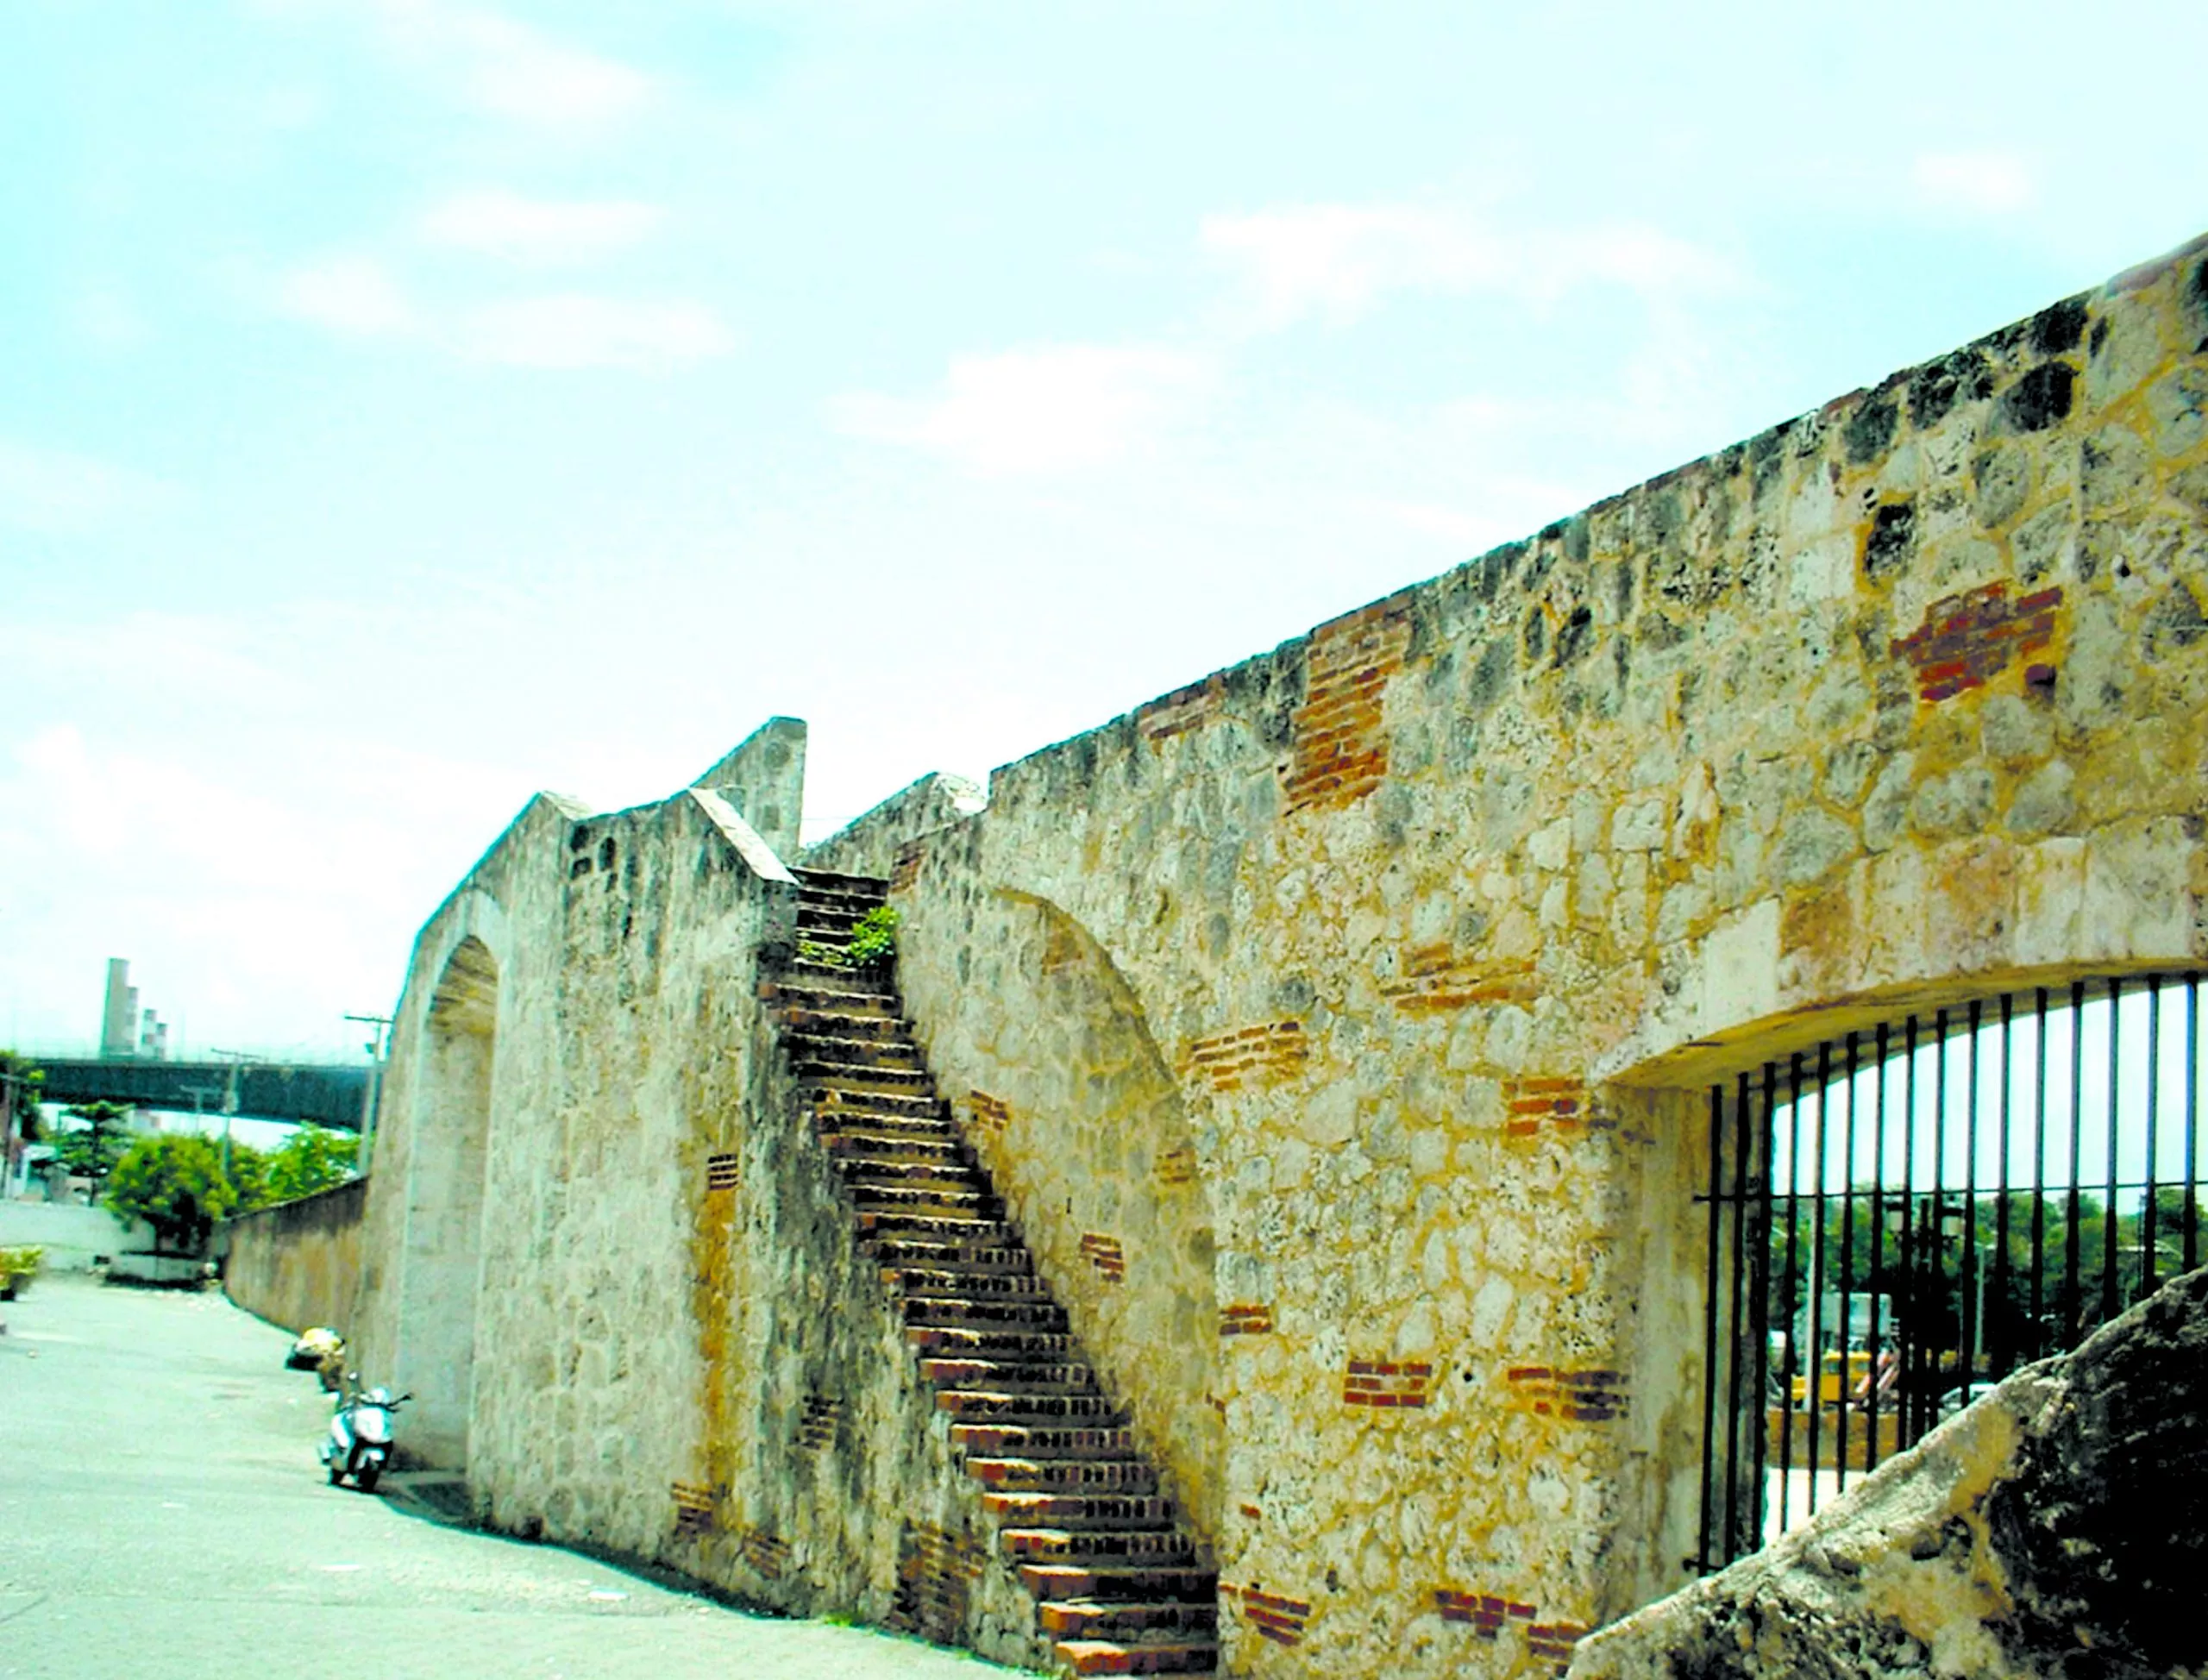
[
  {"left": 208, "top": 1050, "right": 254, "bottom": 1179},
  {"left": 344, "top": 1014, "right": 393, "bottom": 1175}
]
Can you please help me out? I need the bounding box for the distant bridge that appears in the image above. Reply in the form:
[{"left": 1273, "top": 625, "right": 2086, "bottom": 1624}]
[{"left": 36, "top": 1058, "right": 371, "bottom": 1131}]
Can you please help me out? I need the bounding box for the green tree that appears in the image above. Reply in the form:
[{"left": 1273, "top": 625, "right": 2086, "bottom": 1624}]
[
  {"left": 57, "top": 1101, "right": 133, "bottom": 1182},
  {"left": 227, "top": 1141, "right": 271, "bottom": 1214},
  {"left": 263, "top": 1126, "right": 358, "bottom": 1203},
  {"left": 1, "top": 1050, "right": 45, "bottom": 1144},
  {"left": 104, "top": 1134, "right": 238, "bottom": 1254}
]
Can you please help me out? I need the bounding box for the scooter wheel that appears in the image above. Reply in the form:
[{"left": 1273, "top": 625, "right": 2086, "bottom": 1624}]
[{"left": 354, "top": 1464, "right": 380, "bottom": 1495}]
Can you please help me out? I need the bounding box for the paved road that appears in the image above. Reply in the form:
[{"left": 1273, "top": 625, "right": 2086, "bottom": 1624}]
[{"left": 0, "top": 1275, "right": 1019, "bottom": 1680}]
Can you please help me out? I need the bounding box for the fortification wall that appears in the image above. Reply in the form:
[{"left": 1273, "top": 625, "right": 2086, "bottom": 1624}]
[
  {"left": 317, "top": 231, "right": 2208, "bottom": 1680},
  {"left": 876, "top": 234, "right": 2208, "bottom": 1677},
  {"left": 223, "top": 1177, "right": 367, "bottom": 1334}
]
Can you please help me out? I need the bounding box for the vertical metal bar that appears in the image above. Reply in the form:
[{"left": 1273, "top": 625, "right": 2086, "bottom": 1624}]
[
  {"left": 1962, "top": 1000, "right": 1982, "bottom": 1398},
  {"left": 1931, "top": 1008, "right": 1952, "bottom": 1432},
  {"left": 2145, "top": 978, "right": 2162, "bottom": 1299},
  {"left": 2032, "top": 987, "right": 2050, "bottom": 1355},
  {"left": 1866, "top": 1022, "right": 1891, "bottom": 1472},
  {"left": 1807, "top": 1038, "right": 1831, "bottom": 1513},
  {"left": 1778, "top": 1052, "right": 1804, "bottom": 1533},
  {"left": 2065, "top": 980, "right": 2086, "bottom": 1345},
  {"left": 1901, "top": 1013, "right": 1922, "bottom": 1443},
  {"left": 1747, "top": 1063, "right": 1778, "bottom": 1551},
  {"left": 2103, "top": 978, "right": 2123, "bottom": 1325},
  {"left": 2188, "top": 975, "right": 2201, "bottom": 1276},
  {"left": 1697, "top": 1080, "right": 1726, "bottom": 1574},
  {"left": 1993, "top": 993, "right": 2015, "bottom": 1378},
  {"left": 1722, "top": 1069, "right": 1753, "bottom": 1564},
  {"left": 1836, "top": 1031, "right": 1860, "bottom": 1493}
]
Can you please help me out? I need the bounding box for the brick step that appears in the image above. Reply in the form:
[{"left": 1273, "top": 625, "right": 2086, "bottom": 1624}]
[
  {"left": 1053, "top": 1639, "right": 1217, "bottom": 1677},
  {"left": 964, "top": 1457, "right": 1159, "bottom": 1495},
  {"left": 911, "top": 1326, "right": 1078, "bottom": 1362},
  {"left": 1039, "top": 1601, "right": 1218, "bottom": 1639},
  {"left": 794, "top": 1062, "right": 934, "bottom": 1097},
  {"left": 982, "top": 1494, "right": 1177, "bottom": 1530},
  {"left": 796, "top": 897, "right": 873, "bottom": 924},
  {"left": 853, "top": 1191, "right": 999, "bottom": 1225},
  {"left": 1000, "top": 1529, "right": 1197, "bottom": 1565},
  {"left": 845, "top": 1165, "right": 993, "bottom": 1198},
  {"left": 764, "top": 981, "right": 900, "bottom": 1020},
  {"left": 812, "top": 1094, "right": 949, "bottom": 1130},
  {"left": 826, "top": 1131, "right": 968, "bottom": 1165},
  {"left": 878, "top": 1241, "right": 1033, "bottom": 1275},
  {"left": 792, "top": 867, "right": 890, "bottom": 900},
  {"left": 1019, "top": 1564, "right": 1214, "bottom": 1604},
  {"left": 787, "top": 1032, "right": 925, "bottom": 1070},
  {"left": 777, "top": 1006, "right": 909, "bottom": 1043},
  {"left": 937, "top": 1389, "right": 1124, "bottom": 1423},
  {"left": 895, "top": 1275, "right": 1045, "bottom": 1304},
  {"left": 954, "top": 1425, "right": 1138, "bottom": 1460},
  {"left": 859, "top": 1212, "right": 1017, "bottom": 1245},
  {"left": 921, "top": 1358, "right": 1096, "bottom": 1389},
  {"left": 779, "top": 959, "right": 897, "bottom": 996},
  {"left": 902, "top": 1295, "right": 1066, "bottom": 1328}
]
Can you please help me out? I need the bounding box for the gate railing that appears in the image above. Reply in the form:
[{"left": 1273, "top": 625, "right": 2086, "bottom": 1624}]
[{"left": 1694, "top": 973, "right": 2205, "bottom": 1573}]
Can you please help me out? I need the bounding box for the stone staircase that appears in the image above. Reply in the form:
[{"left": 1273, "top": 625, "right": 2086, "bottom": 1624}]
[{"left": 766, "top": 866, "right": 1219, "bottom": 1677}]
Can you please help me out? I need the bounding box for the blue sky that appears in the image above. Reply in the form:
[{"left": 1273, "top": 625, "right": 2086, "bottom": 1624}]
[{"left": 3, "top": 0, "right": 2205, "bottom": 1058}]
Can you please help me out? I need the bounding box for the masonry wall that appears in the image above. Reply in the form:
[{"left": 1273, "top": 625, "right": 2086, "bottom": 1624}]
[
  {"left": 332, "top": 231, "right": 2208, "bottom": 1678},
  {"left": 346, "top": 780, "right": 1051, "bottom": 1664},
  {"left": 223, "top": 1177, "right": 366, "bottom": 1334},
  {"left": 831, "top": 233, "right": 2208, "bottom": 1678}
]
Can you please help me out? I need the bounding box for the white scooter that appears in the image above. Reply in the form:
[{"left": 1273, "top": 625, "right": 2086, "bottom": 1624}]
[{"left": 319, "top": 1381, "right": 411, "bottom": 1493}]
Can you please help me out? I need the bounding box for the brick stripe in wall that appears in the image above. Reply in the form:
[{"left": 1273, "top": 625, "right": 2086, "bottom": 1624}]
[
  {"left": 705, "top": 1150, "right": 741, "bottom": 1192},
  {"left": 1155, "top": 1141, "right": 1199, "bottom": 1184},
  {"left": 1220, "top": 1302, "right": 1274, "bottom": 1336},
  {"left": 1502, "top": 1077, "right": 1613, "bottom": 1141},
  {"left": 1182, "top": 1020, "right": 1309, "bottom": 1091},
  {"left": 1344, "top": 1358, "right": 1433, "bottom": 1408},
  {"left": 1226, "top": 1585, "right": 1313, "bottom": 1646},
  {"left": 890, "top": 839, "right": 925, "bottom": 892},
  {"left": 1435, "top": 1589, "right": 1588, "bottom": 1677},
  {"left": 966, "top": 1089, "right": 1010, "bottom": 1134},
  {"left": 1891, "top": 581, "right": 2063, "bottom": 702},
  {"left": 1508, "top": 1365, "right": 1629, "bottom": 1423},
  {"left": 1136, "top": 674, "right": 1226, "bottom": 743},
  {"left": 1381, "top": 947, "right": 1538, "bottom": 1014},
  {"left": 1283, "top": 599, "right": 1413, "bottom": 813},
  {"left": 796, "top": 1392, "right": 843, "bottom": 1451},
  {"left": 891, "top": 1520, "right": 987, "bottom": 1641},
  {"left": 670, "top": 1480, "right": 717, "bottom": 1536},
  {"left": 738, "top": 1526, "right": 790, "bottom": 1580},
  {"left": 1079, "top": 1233, "right": 1126, "bottom": 1282}
]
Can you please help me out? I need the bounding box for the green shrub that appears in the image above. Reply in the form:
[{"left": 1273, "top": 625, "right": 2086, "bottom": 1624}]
[{"left": 846, "top": 905, "right": 900, "bottom": 967}]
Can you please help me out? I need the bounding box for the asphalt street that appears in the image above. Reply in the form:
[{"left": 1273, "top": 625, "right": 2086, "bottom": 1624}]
[{"left": 0, "top": 1274, "right": 1019, "bottom": 1680}]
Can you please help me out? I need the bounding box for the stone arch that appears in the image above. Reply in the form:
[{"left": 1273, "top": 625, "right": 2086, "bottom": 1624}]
[
  {"left": 395, "top": 927, "right": 503, "bottom": 1470},
  {"left": 918, "top": 886, "right": 1225, "bottom": 1540}
]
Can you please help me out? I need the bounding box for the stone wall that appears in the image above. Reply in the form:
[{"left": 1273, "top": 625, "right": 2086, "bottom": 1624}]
[
  {"left": 223, "top": 1177, "right": 367, "bottom": 1334},
  {"left": 1567, "top": 1266, "right": 2208, "bottom": 1680},
  {"left": 867, "top": 231, "right": 2208, "bottom": 1677},
  {"left": 340, "top": 229, "right": 2208, "bottom": 1678}
]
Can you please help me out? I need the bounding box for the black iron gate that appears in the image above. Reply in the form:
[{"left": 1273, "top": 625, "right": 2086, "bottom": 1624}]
[{"left": 1695, "top": 973, "right": 2207, "bottom": 1572}]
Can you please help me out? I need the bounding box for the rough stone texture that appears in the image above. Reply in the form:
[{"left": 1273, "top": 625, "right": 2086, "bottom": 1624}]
[
  {"left": 317, "top": 231, "right": 2208, "bottom": 1680},
  {"left": 1567, "top": 1267, "right": 2208, "bottom": 1680},
  {"left": 222, "top": 1177, "right": 366, "bottom": 1334}
]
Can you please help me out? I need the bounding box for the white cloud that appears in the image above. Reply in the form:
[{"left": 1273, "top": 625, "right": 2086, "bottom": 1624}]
[
  {"left": 254, "top": 0, "right": 650, "bottom": 128},
  {"left": 1912, "top": 151, "right": 2034, "bottom": 216},
  {"left": 452, "top": 295, "right": 735, "bottom": 368},
  {"left": 1201, "top": 203, "right": 1741, "bottom": 331},
  {"left": 831, "top": 344, "right": 1215, "bottom": 476},
  {"left": 0, "top": 439, "right": 166, "bottom": 535},
  {"left": 277, "top": 254, "right": 414, "bottom": 335},
  {"left": 419, "top": 190, "right": 665, "bottom": 264}
]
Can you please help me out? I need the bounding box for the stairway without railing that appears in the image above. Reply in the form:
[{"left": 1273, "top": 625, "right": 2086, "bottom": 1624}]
[{"left": 765, "top": 866, "right": 1218, "bottom": 1677}]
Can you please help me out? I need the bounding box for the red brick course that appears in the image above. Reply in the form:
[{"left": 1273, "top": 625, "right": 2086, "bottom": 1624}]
[
  {"left": 1219, "top": 1302, "right": 1274, "bottom": 1336},
  {"left": 1283, "top": 602, "right": 1414, "bottom": 813},
  {"left": 1343, "top": 1357, "right": 1433, "bottom": 1408},
  {"left": 1382, "top": 947, "right": 1538, "bottom": 1014},
  {"left": 1080, "top": 1233, "right": 1126, "bottom": 1283},
  {"left": 1891, "top": 581, "right": 2063, "bottom": 702},
  {"left": 1181, "top": 1020, "right": 1309, "bottom": 1092},
  {"left": 1507, "top": 1364, "right": 1629, "bottom": 1423}
]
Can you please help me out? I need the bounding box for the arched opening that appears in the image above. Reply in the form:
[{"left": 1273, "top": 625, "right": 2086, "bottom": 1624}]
[
  {"left": 1692, "top": 970, "right": 2208, "bottom": 1570},
  {"left": 396, "top": 935, "right": 500, "bottom": 1470}
]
